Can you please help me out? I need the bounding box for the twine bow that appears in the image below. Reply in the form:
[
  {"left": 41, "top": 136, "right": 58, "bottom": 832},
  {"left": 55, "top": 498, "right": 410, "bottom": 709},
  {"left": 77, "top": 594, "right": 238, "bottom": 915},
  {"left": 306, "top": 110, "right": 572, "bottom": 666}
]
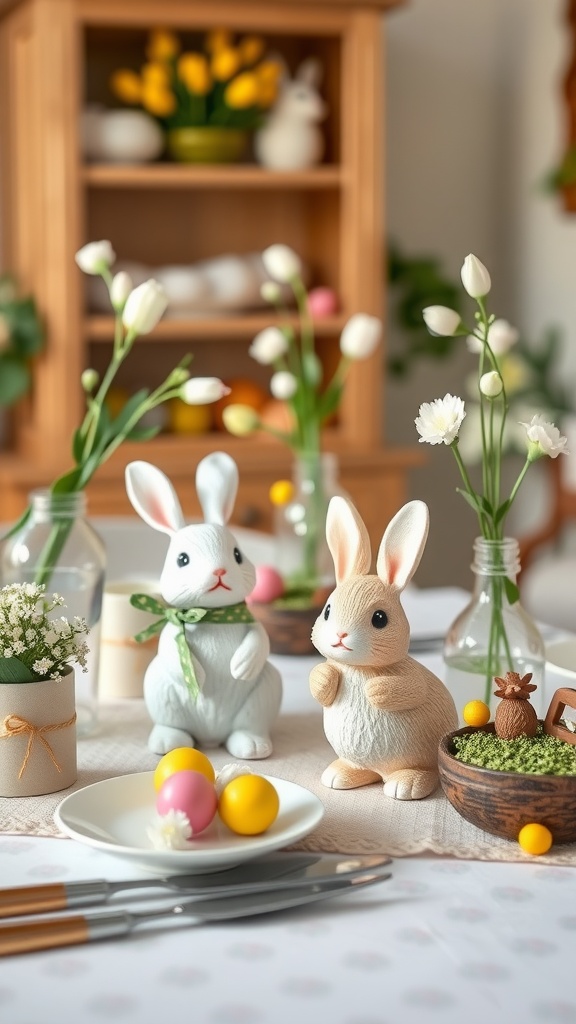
[
  {"left": 129, "top": 594, "right": 255, "bottom": 699},
  {"left": 1, "top": 712, "right": 77, "bottom": 779}
]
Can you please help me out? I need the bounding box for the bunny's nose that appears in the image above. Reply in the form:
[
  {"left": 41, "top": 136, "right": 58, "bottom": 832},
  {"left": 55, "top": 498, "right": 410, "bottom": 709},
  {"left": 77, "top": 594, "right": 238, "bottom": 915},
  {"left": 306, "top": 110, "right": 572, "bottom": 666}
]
[
  {"left": 337, "top": 631, "right": 348, "bottom": 639},
  {"left": 214, "top": 568, "right": 227, "bottom": 577}
]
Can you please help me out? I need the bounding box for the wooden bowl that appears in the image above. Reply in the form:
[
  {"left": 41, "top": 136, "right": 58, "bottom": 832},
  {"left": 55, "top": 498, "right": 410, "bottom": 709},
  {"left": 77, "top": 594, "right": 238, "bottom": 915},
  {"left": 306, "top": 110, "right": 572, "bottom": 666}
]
[
  {"left": 249, "top": 602, "right": 321, "bottom": 656},
  {"left": 438, "top": 724, "right": 576, "bottom": 844}
]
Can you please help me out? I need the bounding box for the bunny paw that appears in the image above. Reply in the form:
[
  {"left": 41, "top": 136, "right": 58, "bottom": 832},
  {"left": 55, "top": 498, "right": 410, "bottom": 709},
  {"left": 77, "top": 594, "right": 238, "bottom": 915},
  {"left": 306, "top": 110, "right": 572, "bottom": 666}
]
[
  {"left": 383, "top": 769, "right": 438, "bottom": 800},
  {"left": 148, "top": 725, "right": 195, "bottom": 755},
  {"left": 321, "top": 759, "right": 381, "bottom": 790},
  {"left": 226, "top": 730, "right": 272, "bottom": 760}
]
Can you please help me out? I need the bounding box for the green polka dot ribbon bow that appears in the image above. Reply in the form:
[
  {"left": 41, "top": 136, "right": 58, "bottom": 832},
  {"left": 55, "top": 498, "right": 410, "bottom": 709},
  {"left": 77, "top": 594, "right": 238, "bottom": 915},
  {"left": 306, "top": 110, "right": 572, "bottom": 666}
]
[{"left": 129, "top": 593, "right": 255, "bottom": 699}]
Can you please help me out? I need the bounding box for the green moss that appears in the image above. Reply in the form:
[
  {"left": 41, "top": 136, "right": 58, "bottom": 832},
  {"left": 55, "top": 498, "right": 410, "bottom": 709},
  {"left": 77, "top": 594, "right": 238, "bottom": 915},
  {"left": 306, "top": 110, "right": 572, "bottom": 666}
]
[{"left": 452, "top": 724, "right": 576, "bottom": 775}]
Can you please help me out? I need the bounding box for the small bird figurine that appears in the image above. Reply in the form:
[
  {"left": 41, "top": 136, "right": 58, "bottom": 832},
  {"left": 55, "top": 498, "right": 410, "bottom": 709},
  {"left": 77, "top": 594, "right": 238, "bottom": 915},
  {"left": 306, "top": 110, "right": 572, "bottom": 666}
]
[{"left": 493, "top": 671, "right": 538, "bottom": 740}]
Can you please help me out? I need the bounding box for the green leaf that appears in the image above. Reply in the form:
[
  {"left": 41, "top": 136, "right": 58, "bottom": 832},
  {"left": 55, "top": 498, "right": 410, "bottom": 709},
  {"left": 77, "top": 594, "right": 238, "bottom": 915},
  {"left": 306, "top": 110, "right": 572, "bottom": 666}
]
[
  {"left": 0, "top": 657, "right": 35, "bottom": 682},
  {"left": 456, "top": 488, "right": 482, "bottom": 513},
  {"left": 0, "top": 504, "right": 32, "bottom": 541},
  {"left": 301, "top": 352, "right": 322, "bottom": 389},
  {"left": 495, "top": 499, "right": 510, "bottom": 525},
  {"left": 0, "top": 354, "right": 29, "bottom": 406},
  {"left": 124, "top": 424, "right": 161, "bottom": 442},
  {"left": 72, "top": 427, "right": 84, "bottom": 463},
  {"left": 109, "top": 388, "right": 150, "bottom": 437},
  {"left": 479, "top": 496, "right": 493, "bottom": 515},
  {"left": 3, "top": 297, "right": 44, "bottom": 356},
  {"left": 51, "top": 468, "right": 83, "bottom": 494},
  {"left": 317, "top": 383, "right": 343, "bottom": 422},
  {"left": 504, "top": 577, "right": 520, "bottom": 605}
]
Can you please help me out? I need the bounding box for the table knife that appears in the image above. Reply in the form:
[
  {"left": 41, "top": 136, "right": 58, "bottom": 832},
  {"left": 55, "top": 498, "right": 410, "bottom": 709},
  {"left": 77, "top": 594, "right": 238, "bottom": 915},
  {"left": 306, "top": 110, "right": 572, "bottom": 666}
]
[
  {"left": 0, "top": 852, "right": 391, "bottom": 918},
  {"left": 0, "top": 873, "right": 391, "bottom": 957}
]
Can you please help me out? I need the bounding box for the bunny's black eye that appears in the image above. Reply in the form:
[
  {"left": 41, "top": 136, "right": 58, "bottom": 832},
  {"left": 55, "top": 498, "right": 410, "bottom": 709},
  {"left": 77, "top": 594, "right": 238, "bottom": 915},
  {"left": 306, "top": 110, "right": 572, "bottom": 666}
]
[
  {"left": 177, "top": 552, "right": 190, "bottom": 568},
  {"left": 233, "top": 547, "right": 243, "bottom": 564},
  {"left": 323, "top": 603, "right": 331, "bottom": 620},
  {"left": 371, "top": 610, "right": 388, "bottom": 629}
]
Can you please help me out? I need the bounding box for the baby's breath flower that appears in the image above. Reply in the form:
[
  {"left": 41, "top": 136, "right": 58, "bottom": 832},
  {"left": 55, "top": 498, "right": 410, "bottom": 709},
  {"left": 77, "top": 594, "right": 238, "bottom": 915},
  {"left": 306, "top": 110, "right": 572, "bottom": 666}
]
[{"left": 0, "top": 584, "right": 89, "bottom": 682}]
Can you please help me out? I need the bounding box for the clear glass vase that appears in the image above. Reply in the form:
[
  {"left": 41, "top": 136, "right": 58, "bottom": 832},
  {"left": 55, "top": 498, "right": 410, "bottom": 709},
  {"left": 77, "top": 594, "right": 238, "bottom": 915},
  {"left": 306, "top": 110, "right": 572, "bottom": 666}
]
[
  {"left": 0, "top": 490, "right": 106, "bottom": 736},
  {"left": 274, "top": 451, "right": 346, "bottom": 594},
  {"left": 443, "top": 537, "right": 545, "bottom": 721}
]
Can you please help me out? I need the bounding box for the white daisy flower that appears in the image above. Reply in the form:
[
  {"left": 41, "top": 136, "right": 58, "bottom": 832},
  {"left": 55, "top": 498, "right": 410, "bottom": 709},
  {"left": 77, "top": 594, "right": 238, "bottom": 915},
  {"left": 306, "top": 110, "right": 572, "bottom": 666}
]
[
  {"left": 415, "top": 394, "right": 466, "bottom": 446},
  {"left": 147, "top": 810, "right": 194, "bottom": 850}
]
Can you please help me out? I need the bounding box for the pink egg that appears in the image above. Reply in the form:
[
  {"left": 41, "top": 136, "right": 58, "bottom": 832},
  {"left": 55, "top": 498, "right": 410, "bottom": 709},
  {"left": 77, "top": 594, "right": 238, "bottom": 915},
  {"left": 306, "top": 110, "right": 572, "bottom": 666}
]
[
  {"left": 247, "top": 565, "right": 285, "bottom": 604},
  {"left": 308, "top": 287, "right": 339, "bottom": 318},
  {"left": 156, "top": 769, "right": 218, "bottom": 835}
]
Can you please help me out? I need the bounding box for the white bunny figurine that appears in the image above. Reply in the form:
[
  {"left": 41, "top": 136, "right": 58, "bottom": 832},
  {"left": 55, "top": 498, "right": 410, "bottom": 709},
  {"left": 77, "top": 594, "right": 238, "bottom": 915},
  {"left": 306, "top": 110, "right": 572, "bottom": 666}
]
[
  {"left": 255, "top": 57, "right": 327, "bottom": 171},
  {"left": 125, "top": 452, "right": 282, "bottom": 757},
  {"left": 310, "top": 497, "right": 458, "bottom": 799}
]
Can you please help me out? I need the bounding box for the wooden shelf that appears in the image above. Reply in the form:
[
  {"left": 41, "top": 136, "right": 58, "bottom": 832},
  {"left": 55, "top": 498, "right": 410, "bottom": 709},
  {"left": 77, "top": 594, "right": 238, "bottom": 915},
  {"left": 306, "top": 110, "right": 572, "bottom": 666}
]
[
  {"left": 83, "top": 163, "right": 344, "bottom": 190},
  {"left": 85, "top": 313, "right": 347, "bottom": 342}
]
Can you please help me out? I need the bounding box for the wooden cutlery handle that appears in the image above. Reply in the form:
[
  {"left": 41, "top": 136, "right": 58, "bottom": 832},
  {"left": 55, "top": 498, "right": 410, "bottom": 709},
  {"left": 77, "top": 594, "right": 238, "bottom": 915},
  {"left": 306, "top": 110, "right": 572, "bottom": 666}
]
[
  {"left": 0, "top": 884, "right": 68, "bottom": 919},
  {"left": 0, "top": 915, "right": 89, "bottom": 956}
]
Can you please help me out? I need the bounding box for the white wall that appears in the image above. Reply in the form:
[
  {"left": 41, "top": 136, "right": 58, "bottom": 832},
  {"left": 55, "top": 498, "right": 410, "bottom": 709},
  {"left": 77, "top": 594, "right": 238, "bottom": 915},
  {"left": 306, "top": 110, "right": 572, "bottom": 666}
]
[{"left": 384, "top": 0, "right": 575, "bottom": 587}]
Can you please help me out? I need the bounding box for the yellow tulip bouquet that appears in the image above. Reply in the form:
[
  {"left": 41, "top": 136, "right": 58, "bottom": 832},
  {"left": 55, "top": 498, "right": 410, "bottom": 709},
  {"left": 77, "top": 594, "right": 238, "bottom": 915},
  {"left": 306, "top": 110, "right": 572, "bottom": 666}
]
[{"left": 110, "top": 27, "right": 281, "bottom": 133}]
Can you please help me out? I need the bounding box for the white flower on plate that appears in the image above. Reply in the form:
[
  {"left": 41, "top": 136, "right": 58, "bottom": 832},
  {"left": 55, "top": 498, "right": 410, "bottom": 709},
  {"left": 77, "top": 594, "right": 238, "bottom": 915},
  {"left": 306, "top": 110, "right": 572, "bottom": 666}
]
[
  {"left": 147, "top": 809, "right": 194, "bottom": 850},
  {"left": 520, "top": 414, "right": 569, "bottom": 461},
  {"left": 215, "top": 763, "right": 253, "bottom": 798},
  {"left": 415, "top": 393, "right": 466, "bottom": 445}
]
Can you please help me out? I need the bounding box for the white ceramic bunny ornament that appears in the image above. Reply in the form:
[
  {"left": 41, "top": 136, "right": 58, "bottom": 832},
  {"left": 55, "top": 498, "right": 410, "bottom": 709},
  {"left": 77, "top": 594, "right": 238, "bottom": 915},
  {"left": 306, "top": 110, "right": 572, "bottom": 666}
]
[
  {"left": 255, "top": 58, "right": 327, "bottom": 171},
  {"left": 310, "top": 497, "right": 458, "bottom": 799},
  {"left": 125, "top": 452, "right": 282, "bottom": 757}
]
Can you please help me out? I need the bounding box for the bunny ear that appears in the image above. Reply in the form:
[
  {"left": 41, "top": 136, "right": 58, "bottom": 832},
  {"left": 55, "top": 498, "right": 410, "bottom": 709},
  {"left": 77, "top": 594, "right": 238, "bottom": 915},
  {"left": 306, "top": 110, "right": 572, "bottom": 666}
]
[
  {"left": 376, "top": 500, "right": 429, "bottom": 591},
  {"left": 125, "top": 461, "right": 185, "bottom": 536},
  {"left": 195, "top": 451, "right": 238, "bottom": 525},
  {"left": 326, "top": 496, "right": 372, "bottom": 583},
  {"left": 296, "top": 57, "right": 322, "bottom": 89}
]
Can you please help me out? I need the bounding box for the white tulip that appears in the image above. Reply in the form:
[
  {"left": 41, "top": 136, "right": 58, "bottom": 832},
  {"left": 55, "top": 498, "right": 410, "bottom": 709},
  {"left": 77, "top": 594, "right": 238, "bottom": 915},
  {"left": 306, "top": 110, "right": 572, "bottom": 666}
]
[
  {"left": 339, "top": 314, "right": 382, "bottom": 360},
  {"left": 422, "top": 305, "right": 461, "bottom": 337},
  {"left": 519, "top": 414, "right": 569, "bottom": 461},
  {"left": 75, "top": 240, "right": 116, "bottom": 275},
  {"left": 181, "top": 377, "right": 230, "bottom": 405},
  {"left": 249, "top": 326, "right": 288, "bottom": 365},
  {"left": 261, "top": 244, "right": 302, "bottom": 283},
  {"left": 110, "top": 271, "right": 133, "bottom": 310},
  {"left": 467, "top": 318, "right": 519, "bottom": 356},
  {"left": 122, "top": 279, "right": 168, "bottom": 335},
  {"left": 415, "top": 393, "right": 466, "bottom": 445},
  {"left": 270, "top": 371, "right": 297, "bottom": 400},
  {"left": 260, "top": 281, "right": 282, "bottom": 304},
  {"left": 479, "top": 371, "right": 503, "bottom": 398},
  {"left": 461, "top": 254, "right": 491, "bottom": 298}
]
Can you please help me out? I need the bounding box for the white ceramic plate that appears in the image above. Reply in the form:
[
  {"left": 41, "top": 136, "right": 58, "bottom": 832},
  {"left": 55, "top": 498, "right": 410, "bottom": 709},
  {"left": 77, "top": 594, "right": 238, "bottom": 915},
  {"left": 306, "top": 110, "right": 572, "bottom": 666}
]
[
  {"left": 54, "top": 773, "right": 324, "bottom": 875},
  {"left": 545, "top": 638, "right": 576, "bottom": 684}
]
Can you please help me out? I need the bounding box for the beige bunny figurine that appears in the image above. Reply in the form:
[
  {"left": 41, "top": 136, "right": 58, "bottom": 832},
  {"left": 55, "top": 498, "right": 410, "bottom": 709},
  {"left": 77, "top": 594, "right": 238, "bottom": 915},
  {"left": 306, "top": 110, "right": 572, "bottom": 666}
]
[{"left": 310, "top": 497, "right": 458, "bottom": 799}]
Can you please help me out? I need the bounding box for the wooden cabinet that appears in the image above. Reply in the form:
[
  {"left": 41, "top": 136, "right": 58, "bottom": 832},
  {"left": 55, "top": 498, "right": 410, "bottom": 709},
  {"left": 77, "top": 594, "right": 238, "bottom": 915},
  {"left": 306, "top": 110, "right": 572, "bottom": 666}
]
[{"left": 0, "top": 0, "right": 421, "bottom": 549}]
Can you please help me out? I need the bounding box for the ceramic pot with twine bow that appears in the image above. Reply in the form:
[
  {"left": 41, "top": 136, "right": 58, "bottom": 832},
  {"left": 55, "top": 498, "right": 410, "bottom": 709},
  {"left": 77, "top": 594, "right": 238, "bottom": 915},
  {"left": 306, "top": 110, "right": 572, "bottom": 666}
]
[{"left": 0, "top": 668, "right": 77, "bottom": 797}]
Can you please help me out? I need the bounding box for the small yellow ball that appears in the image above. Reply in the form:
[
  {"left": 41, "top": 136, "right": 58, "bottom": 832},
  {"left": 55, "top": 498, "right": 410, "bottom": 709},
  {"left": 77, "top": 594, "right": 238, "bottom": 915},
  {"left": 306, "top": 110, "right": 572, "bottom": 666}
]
[
  {"left": 518, "top": 823, "right": 553, "bottom": 856},
  {"left": 218, "top": 774, "right": 279, "bottom": 835},
  {"left": 269, "top": 480, "right": 294, "bottom": 506},
  {"left": 462, "top": 700, "right": 491, "bottom": 727}
]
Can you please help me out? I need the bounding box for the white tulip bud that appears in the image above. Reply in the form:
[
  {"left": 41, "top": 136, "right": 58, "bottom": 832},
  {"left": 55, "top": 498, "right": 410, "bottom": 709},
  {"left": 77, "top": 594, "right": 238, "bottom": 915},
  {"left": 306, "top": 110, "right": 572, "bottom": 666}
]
[
  {"left": 261, "top": 244, "right": 302, "bottom": 283},
  {"left": 422, "top": 305, "right": 461, "bottom": 337},
  {"left": 249, "top": 326, "right": 288, "bottom": 365},
  {"left": 75, "top": 240, "right": 116, "bottom": 275},
  {"left": 479, "top": 371, "right": 503, "bottom": 398},
  {"left": 81, "top": 368, "right": 99, "bottom": 392},
  {"left": 461, "top": 254, "right": 491, "bottom": 298},
  {"left": 260, "top": 281, "right": 282, "bottom": 304},
  {"left": 270, "top": 371, "right": 297, "bottom": 400},
  {"left": 181, "top": 377, "right": 230, "bottom": 404},
  {"left": 110, "top": 271, "right": 133, "bottom": 311},
  {"left": 122, "top": 279, "right": 168, "bottom": 335},
  {"left": 339, "top": 313, "right": 382, "bottom": 359}
]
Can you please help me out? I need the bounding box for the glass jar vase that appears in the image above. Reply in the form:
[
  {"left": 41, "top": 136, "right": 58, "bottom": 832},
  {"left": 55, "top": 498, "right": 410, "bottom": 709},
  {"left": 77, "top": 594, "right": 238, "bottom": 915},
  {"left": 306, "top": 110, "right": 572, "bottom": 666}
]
[
  {"left": 274, "top": 451, "right": 347, "bottom": 594},
  {"left": 443, "top": 537, "right": 545, "bottom": 721},
  {"left": 0, "top": 490, "right": 106, "bottom": 736}
]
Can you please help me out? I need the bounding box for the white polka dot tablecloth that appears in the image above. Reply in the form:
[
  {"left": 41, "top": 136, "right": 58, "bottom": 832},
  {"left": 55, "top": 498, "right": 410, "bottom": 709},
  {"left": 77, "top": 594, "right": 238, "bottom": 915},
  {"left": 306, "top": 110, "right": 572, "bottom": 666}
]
[{"left": 0, "top": 833, "right": 572, "bottom": 1024}]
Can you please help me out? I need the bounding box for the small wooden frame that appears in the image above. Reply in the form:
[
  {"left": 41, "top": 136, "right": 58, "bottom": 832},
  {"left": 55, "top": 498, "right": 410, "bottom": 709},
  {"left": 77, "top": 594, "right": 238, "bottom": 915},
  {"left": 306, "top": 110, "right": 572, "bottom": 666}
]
[{"left": 543, "top": 687, "right": 576, "bottom": 745}]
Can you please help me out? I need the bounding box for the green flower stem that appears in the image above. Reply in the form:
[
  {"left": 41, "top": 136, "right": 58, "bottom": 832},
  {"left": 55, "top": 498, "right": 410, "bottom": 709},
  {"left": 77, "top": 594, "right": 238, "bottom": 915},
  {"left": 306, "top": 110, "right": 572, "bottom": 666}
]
[
  {"left": 450, "top": 442, "right": 490, "bottom": 536},
  {"left": 33, "top": 516, "right": 74, "bottom": 588}
]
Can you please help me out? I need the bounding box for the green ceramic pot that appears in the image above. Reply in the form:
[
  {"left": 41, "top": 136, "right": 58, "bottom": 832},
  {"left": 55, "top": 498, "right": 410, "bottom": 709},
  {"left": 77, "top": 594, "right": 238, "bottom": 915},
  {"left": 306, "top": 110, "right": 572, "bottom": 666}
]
[{"left": 167, "top": 127, "right": 250, "bottom": 164}]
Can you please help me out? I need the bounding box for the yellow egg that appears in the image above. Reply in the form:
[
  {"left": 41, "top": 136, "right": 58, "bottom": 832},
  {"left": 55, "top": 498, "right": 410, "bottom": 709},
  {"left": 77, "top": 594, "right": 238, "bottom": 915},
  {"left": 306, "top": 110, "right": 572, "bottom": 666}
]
[
  {"left": 518, "top": 823, "right": 553, "bottom": 856},
  {"left": 169, "top": 399, "right": 213, "bottom": 435},
  {"left": 269, "top": 480, "right": 294, "bottom": 506},
  {"left": 462, "top": 700, "right": 491, "bottom": 727},
  {"left": 154, "top": 747, "right": 215, "bottom": 791},
  {"left": 218, "top": 774, "right": 279, "bottom": 835}
]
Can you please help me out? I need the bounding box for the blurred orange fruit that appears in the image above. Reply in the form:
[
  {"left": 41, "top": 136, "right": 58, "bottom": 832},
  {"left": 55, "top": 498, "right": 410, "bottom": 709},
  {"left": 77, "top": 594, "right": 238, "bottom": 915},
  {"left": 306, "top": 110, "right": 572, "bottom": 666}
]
[
  {"left": 214, "top": 377, "right": 268, "bottom": 431},
  {"left": 259, "top": 399, "right": 296, "bottom": 435},
  {"left": 169, "top": 399, "right": 213, "bottom": 435}
]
